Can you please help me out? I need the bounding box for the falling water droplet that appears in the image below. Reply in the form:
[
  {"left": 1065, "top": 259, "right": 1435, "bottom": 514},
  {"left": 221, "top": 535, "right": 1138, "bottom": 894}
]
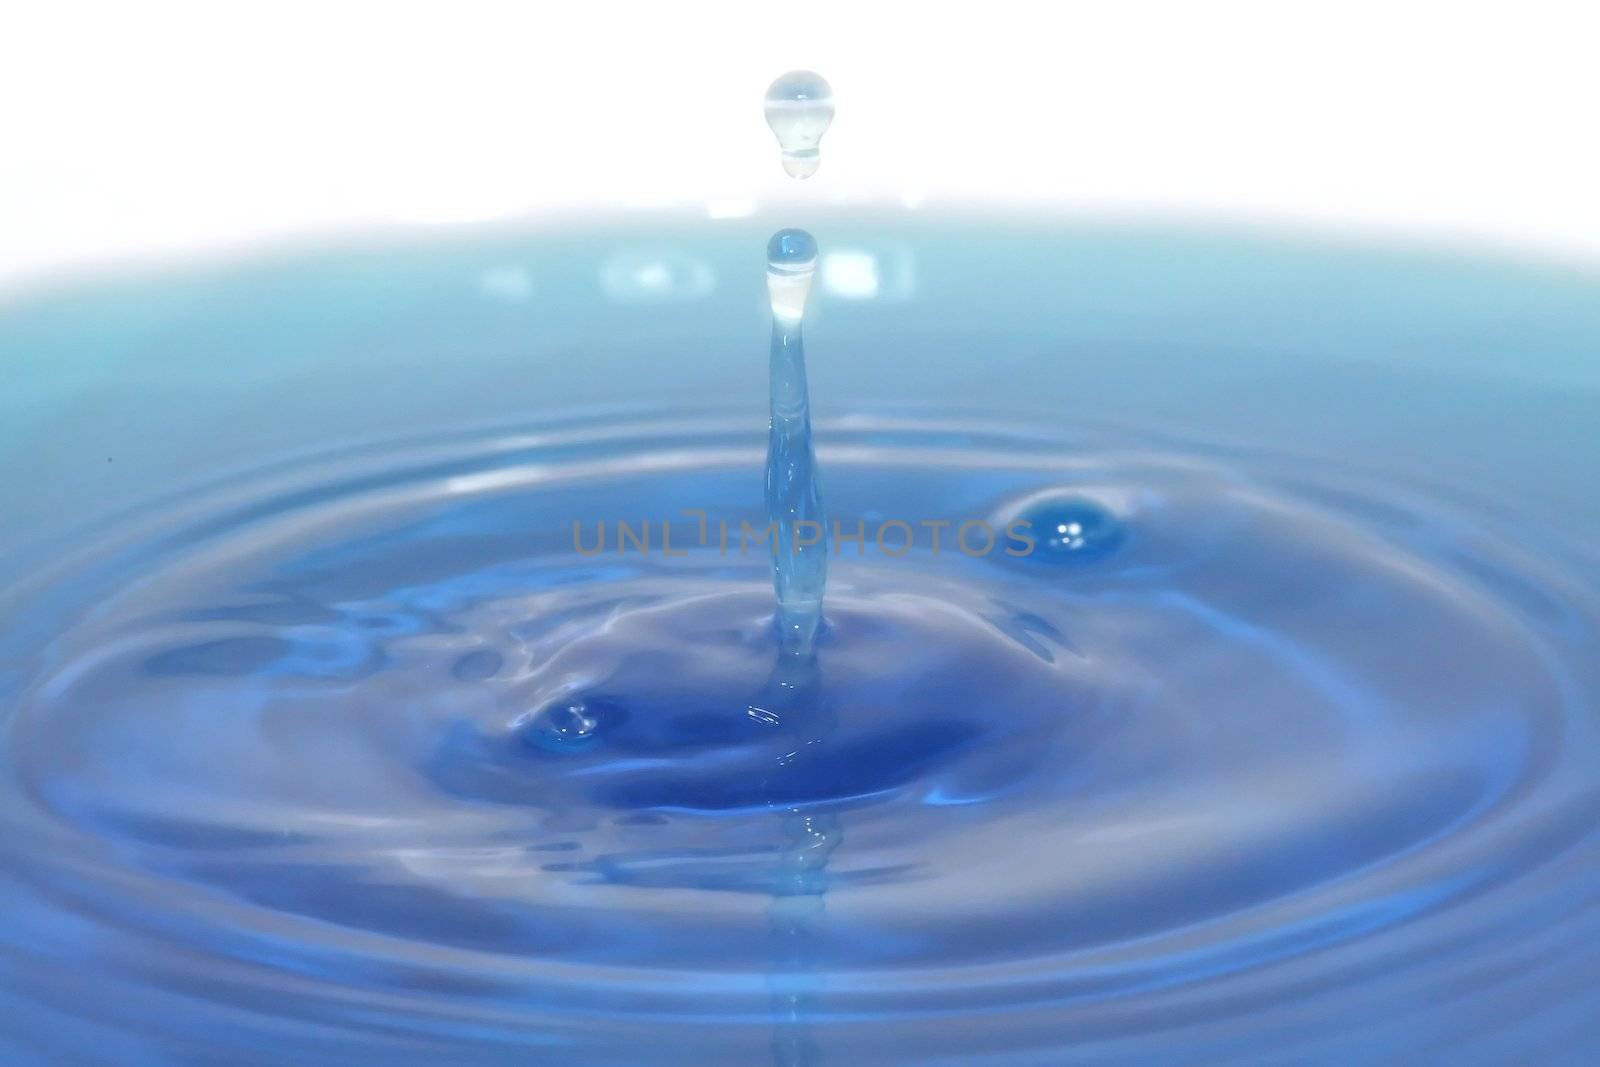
[
  {"left": 1012, "top": 495, "right": 1126, "bottom": 564},
  {"left": 764, "top": 71, "right": 835, "bottom": 180}
]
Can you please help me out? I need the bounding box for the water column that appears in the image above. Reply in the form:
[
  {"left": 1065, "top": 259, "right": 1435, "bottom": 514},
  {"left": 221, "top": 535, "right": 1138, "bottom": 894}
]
[{"left": 764, "top": 228, "right": 828, "bottom": 655}]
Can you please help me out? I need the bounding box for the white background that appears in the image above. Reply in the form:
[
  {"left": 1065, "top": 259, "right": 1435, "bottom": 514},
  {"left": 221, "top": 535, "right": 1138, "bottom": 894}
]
[{"left": 3, "top": 1, "right": 1598, "bottom": 288}]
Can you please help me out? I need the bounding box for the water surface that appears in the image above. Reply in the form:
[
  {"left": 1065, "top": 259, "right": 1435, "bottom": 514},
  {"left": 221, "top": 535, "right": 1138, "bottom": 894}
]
[{"left": 1, "top": 211, "right": 1598, "bottom": 1064}]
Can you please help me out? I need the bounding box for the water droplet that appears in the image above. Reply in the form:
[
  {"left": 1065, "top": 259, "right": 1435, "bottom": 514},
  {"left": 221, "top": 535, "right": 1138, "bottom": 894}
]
[
  {"left": 1011, "top": 495, "right": 1126, "bottom": 563},
  {"left": 768, "top": 228, "right": 819, "bottom": 271},
  {"left": 766, "top": 228, "right": 819, "bottom": 323},
  {"left": 764, "top": 71, "right": 834, "bottom": 179}
]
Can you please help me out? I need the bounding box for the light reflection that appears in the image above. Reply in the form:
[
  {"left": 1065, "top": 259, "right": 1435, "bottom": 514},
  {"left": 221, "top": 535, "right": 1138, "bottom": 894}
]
[
  {"left": 477, "top": 265, "right": 534, "bottom": 302},
  {"left": 820, "top": 251, "right": 879, "bottom": 299},
  {"left": 819, "top": 246, "right": 916, "bottom": 301},
  {"left": 599, "top": 251, "right": 716, "bottom": 303}
]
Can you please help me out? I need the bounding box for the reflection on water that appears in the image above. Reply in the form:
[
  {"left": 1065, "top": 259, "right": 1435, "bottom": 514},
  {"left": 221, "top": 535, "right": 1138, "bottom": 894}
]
[
  {"left": 600, "top": 249, "right": 716, "bottom": 302},
  {"left": 820, "top": 246, "right": 916, "bottom": 301}
]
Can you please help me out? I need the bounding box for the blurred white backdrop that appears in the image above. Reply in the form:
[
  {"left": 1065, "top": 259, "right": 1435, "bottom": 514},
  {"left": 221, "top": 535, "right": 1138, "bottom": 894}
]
[{"left": 3, "top": 0, "right": 1598, "bottom": 287}]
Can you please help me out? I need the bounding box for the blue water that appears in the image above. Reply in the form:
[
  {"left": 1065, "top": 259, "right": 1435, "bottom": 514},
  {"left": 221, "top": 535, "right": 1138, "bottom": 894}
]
[
  {"left": 764, "top": 227, "right": 826, "bottom": 652},
  {"left": 1, "top": 210, "right": 1599, "bottom": 1064}
]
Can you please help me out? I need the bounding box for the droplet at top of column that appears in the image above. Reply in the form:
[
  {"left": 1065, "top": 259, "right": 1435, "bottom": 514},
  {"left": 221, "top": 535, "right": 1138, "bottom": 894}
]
[{"left": 766, "top": 228, "right": 818, "bottom": 323}]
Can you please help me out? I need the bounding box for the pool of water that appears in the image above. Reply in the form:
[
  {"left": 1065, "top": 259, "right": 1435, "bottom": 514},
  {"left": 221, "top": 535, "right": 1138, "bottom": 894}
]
[{"left": 2, "top": 210, "right": 1598, "bottom": 1063}]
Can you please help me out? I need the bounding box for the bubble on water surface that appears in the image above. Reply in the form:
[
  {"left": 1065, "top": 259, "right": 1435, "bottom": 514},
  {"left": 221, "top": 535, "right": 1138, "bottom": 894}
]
[
  {"left": 1010, "top": 493, "right": 1127, "bottom": 564},
  {"left": 515, "top": 700, "right": 611, "bottom": 751}
]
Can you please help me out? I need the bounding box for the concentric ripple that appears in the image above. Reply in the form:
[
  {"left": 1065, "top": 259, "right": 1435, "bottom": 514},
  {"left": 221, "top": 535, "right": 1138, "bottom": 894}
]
[{"left": 1, "top": 413, "right": 1598, "bottom": 1064}]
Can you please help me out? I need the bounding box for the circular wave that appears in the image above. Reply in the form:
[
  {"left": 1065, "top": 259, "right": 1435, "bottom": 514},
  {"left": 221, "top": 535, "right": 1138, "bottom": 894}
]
[{"left": 1, "top": 413, "right": 1597, "bottom": 1063}]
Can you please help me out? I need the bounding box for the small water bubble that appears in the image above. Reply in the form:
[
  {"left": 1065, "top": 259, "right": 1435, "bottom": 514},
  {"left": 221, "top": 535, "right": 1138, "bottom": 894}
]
[
  {"left": 542, "top": 703, "right": 599, "bottom": 740},
  {"left": 1012, "top": 495, "right": 1126, "bottom": 564},
  {"left": 516, "top": 699, "right": 615, "bottom": 752},
  {"left": 764, "top": 71, "right": 834, "bottom": 179}
]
